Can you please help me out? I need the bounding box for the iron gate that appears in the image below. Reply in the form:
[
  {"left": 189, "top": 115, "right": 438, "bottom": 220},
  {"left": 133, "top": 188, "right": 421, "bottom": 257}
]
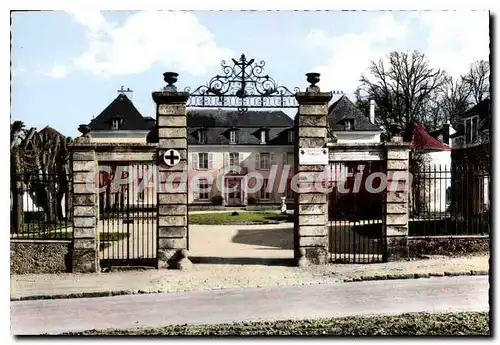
[
  {"left": 328, "top": 160, "right": 386, "bottom": 263},
  {"left": 98, "top": 162, "right": 157, "bottom": 267}
]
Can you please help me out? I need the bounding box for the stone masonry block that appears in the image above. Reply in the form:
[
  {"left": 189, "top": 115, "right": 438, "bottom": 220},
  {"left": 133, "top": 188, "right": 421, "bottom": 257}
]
[
  {"left": 158, "top": 127, "right": 187, "bottom": 138},
  {"left": 387, "top": 159, "right": 409, "bottom": 170},
  {"left": 158, "top": 205, "right": 188, "bottom": 216},
  {"left": 74, "top": 239, "right": 97, "bottom": 250},
  {"left": 298, "top": 115, "right": 327, "bottom": 127},
  {"left": 73, "top": 194, "right": 96, "bottom": 206},
  {"left": 386, "top": 191, "right": 408, "bottom": 203},
  {"left": 73, "top": 161, "right": 95, "bottom": 172},
  {"left": 386, "top": 213, "right": 408, "bottom": 226},
  {"left": 72, "top": 249, "right": 98, "bottom": 273},
  {"left": 298, "top": 127, "right": 327, "bottom": 138},
  {"left": 158, "top": 193, "right": 187, "bottom": 205},
  {"left": 73, "top": 216, "right": 97, "bottom": 228},
  {"left": 298, "top": 193, "right": 326, "bottom": 204},
  {"left": 157, "top": 248, "right": 181, "bottom": 269},
  {"left": 387, "top": 150, "right": 410, "bottom": 160},
  {"left": 158, "top": 115, "right": 186, "bottom": 127},
  {"left": 299, "top": 236, "right": 328, "bottom": 247},
  {"left": 73, "top": 172, "right": 92, "bottom": 184},
  {"left": 299, "top": 104, "right": 328, "bottom": 115},
  {"left": 159, "top": 215, "right": 187, "bottom": 227},
  {"left": 73, "top": 183, "right": 97, "bottom": 194},
  {"left": 158, "top": 138, "right": 187, "bottom": 148},
  {"left": 158, "top": 104, "right": 186, "bottom": 115},
  {"left": 73, "top": 227, "right": 97, "bottom": 238},
  {"left": 386, "top": 202, "right": 408, "bottom": 214},
  {"left": 299, "top": 214, "right": 327, "bottom": 226},
  {"left": 157, "top": 160, "right": 187, "bottom": 172},
  {"left": 72, "top": 151, "right": 95, "bottom": 161},
  {"left": 299, "top": 225, "right": 328, "bottom": 236},
  {"left": 386, "top": 226, "right": 408, "bottom": 237},
  {"left": 74, "top": 206, "right": 96, "bottom": 217},
  {"left": 303, "top": 247, "right": 328, "bottom": 265},
  {"left": 298, "top": 165, "right": 328, "bottom": 172},
  {"left": 298, "top": 138, "right": 326, "bottom": 148},
  {"left": 158, "top": 226, "right": 187, "bottom": 238},
  {"left": 159, "top": 238, "right": 187, "bottom": 249},
  {"left": 96, "top": 152, "right": 155, "bottom": 162},
  {"left": 298, "top": 204, "right": 327, "bottom": 215}
]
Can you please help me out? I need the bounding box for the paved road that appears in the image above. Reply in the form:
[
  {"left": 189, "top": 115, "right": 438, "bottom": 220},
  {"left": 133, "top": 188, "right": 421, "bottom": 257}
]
[{"left": 11, "top": 276, "right": 489, "bottom": 335}]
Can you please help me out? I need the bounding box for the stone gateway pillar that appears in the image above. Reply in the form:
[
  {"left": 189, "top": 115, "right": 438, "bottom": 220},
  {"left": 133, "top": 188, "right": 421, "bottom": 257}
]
[
  {"left": 294, "top": 73, "right": 332, "bottom": 265},
  {"left": 385, "top": 140, "right": 411, "bottom": 260},
  {"left": 71, "top": 143, "right": 99, "bottom": 273},
  {"left": 152, "top": 72, "right": 191, "bottom": 270}
]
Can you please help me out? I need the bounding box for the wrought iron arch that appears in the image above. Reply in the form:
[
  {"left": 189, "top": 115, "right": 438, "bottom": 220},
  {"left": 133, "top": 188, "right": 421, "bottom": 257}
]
[{"left": 185, "top": 54, "right": 300, "bottom": 113}]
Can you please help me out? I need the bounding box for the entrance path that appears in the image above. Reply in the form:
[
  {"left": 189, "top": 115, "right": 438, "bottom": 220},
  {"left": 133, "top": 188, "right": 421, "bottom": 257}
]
[
  {"left": 11, "top": 276, "right": 489, "bottom": 335},
  {"left": 11, "top": 254, "right": 489, "bottom": 301}
]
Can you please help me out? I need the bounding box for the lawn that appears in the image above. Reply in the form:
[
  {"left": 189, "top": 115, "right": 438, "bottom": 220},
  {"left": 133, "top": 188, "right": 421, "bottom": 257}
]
[
  {"left": 66, "top": 311, "right": 489, "bottom": 335},
  {"left": 188, "top": 211, "right": 291, "bottom": 225}
]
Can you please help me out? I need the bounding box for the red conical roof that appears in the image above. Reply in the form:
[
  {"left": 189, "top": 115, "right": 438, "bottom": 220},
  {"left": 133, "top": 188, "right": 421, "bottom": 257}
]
[{"left": 410, "top": 121, "right": 451, "bottom": 152}]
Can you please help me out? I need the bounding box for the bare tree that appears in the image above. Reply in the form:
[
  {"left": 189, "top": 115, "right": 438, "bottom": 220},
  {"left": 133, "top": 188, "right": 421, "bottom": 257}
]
[
  {"left": 462, "top": 60, "right": 490, "bottom": 104},
  {"left": 439, "top": 73, "right": 472, "bottom": 127},
  {"left": 359, "top": 51, "right": 447, "bottom": 139}
]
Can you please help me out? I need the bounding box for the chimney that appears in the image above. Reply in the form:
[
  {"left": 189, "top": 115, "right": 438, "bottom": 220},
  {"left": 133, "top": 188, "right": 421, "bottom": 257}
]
[
  {"left": 118, "top": 86, "right": 133, "bottom": 102},
  {"left": 369, "top": 99, "right": 375, "bottom": 124},
  {"left": 442, "top": 122, "right": 450, "bottom": 145}
]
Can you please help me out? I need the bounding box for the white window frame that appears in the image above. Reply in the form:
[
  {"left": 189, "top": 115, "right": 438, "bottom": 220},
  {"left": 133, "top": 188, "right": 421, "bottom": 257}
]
[
  {"left": 198, "top": 152, "right": 209, "bottom": 170},
  {"left": 259, "top": 152, "right": 270, "bottom": 170},
  {"left": 288, "top": 130, "right": 294, "bottom": 143},
  {"left": 198, "top": 130, "right": 207, "bottom": 144},
  {"left": 345, "top": 119, "right": 354, "bottom": 130},
  {"left": 112, "top": 119, "right": 121, "bottom": 130},
  {"left": 464, "top": 115, "right": 480, "bottom": 144},
  {"left": 197, "top": 178, "right": 211, "bottom": 200},
  {"left": 260, "top": 130, "right": 267, "bottom": 144},
  {"left": 229, "top": 152, "right": 239, "bottom": 167},
  {"left": 229, "top": 130, "right": 238, "bottom": 144}
]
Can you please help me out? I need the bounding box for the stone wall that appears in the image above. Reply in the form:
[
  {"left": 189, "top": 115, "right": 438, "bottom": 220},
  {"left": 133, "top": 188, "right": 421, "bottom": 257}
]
[{"left": 11, "top": 241, "right": 72, "bottom": 274}]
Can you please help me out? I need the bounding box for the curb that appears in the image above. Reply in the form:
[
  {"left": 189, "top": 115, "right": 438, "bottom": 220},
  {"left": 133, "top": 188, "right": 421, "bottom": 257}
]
[
  {"left": 343, "top": 270, "right": 489, "bottom": 282},
  {"left": 11, "top": 270, "right": 489, "bottom": 301}
]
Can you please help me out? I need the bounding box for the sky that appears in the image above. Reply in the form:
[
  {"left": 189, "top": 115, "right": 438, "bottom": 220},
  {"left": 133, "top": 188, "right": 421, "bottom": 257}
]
[{"left": 10, "top": 10, "right": 490, "bottom": 138}]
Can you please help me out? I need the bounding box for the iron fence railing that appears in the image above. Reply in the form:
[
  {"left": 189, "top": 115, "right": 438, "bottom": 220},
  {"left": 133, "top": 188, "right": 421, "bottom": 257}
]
[
  {"left": 409, "top": 164, "right": 490, "bottom": 237},
  {"left": 10, "top": 172, "right": 73, "bottom": 240}
]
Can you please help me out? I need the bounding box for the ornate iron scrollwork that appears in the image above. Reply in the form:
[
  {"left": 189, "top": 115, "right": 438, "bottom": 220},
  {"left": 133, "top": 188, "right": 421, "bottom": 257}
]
[{"left": 186, "top": 54, "right": 300, "bottom": 112}]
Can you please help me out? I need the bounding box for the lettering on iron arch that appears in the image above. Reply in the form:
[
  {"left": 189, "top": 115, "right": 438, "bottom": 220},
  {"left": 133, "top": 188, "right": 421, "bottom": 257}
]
[{"left": 185, "top": 54, "right": 300, "bottom": 112}]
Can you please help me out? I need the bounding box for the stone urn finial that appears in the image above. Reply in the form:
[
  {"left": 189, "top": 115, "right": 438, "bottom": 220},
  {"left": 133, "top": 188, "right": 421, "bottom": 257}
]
[
  {"left": 163, "top": 72, "right": 179, "bottom": 91},
  {"left": 306, "top": 72, "right": 321, "bottom": 93}
]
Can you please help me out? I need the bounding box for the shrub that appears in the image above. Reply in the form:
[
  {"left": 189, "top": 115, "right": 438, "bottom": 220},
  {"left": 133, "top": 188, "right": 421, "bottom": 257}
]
[{"left": 210, "top": 194, "right": 223, "bottom": 205}]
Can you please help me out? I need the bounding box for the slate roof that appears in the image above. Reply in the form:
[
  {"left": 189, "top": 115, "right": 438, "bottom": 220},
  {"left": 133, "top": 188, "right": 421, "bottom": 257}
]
[
  {"left": 85, "top": 94, "right": 155, "bottom": 132},
  {"left": 146, "top": 109, "right": 294, "bottom": 145},
  {"left": 327, "top": 95, "right": 381, "bottom": 132},
  {"left": 186, "top": 109, "right": 294, "bottom": 128},
  {"left": 40, "top": 126, "right": 65, "bottom": 138}
]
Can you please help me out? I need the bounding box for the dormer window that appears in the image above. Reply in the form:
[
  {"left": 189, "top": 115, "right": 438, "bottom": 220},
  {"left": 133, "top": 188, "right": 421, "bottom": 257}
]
[
  {"left": 465, "top": 116, "right": 478, "bottom": 144},
  {"left": 260, "top": 129, "right": 268, "bottom": 144},
  {"left": 288, "top": 130, "right": 294, "bottom": 143},
  {"left": 344, "top": 119, "right": 354, "bottom": 131},
  {"left": 198, "top": 129, "right": 207, "bottom": 144},
  {"left": 111, "top": 118, "right": 123, "bottom": 130},
  {"left": 229, "top": 129, "right": 239, "bottom": 144}
]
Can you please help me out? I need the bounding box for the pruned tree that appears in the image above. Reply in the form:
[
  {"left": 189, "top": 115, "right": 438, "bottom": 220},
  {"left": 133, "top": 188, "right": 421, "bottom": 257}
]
[
  {"left": 358, "top": 51, "right": 447, "bottom": 139},
  {"left": 462, "top": 60, "right": 490, "bottom": 104}
]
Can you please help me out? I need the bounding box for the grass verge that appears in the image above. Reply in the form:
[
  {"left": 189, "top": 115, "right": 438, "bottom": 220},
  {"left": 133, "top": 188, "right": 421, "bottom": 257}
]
[
  {"left": 65, "top": 311, "right": 489, "bottom": 335},
  {"left": 188, "top": 211, "right": 291, "bottom": 225}
]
